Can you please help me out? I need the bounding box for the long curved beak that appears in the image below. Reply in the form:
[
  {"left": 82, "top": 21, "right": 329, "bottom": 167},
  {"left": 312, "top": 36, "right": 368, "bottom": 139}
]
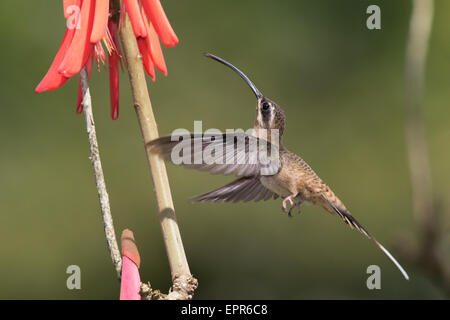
[{"left": 205, "top": 53, "right": 263, "bottom": 99}]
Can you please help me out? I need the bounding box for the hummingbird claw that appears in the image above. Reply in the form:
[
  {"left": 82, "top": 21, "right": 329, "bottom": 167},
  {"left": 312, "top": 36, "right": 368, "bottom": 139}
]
[
  {"left": 296, "top": 200, "right": 303, "bottom": 215},
  {"left": 288, "top": 206, "right": 294, "bottom": 217},
  {"left": 282, "top": 195, "right": 296, "bottom": 216}
]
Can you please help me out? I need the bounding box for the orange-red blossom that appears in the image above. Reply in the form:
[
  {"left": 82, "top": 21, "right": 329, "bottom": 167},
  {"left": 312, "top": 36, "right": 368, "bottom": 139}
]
[{"left": 36, "top": 0, "right": 178, "bottom": 119}]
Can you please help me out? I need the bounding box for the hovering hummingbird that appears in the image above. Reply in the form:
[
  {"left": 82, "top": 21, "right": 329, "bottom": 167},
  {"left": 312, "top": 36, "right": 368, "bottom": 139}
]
[{"left": 148, "top": 53, "right": 409, "bottom": 280}]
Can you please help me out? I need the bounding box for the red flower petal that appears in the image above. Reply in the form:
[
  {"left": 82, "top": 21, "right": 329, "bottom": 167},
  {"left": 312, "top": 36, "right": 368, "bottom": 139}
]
[
  {"left": 124, "top": 0, "right": 148, "bottom": 38},
  {"left": 141, "top": 0, "right": 178, "bottom": 47},
  {"left": 109, "top": 56, "right": 119, "bottom": 120},
  {"left": 120, "top": 230, "right": 141, "bottom": 301},
  {"left": 58, "top": 0, "right": 96, "bottom": 78},
  {"left": 108, "top": 20, "right": 120, "bottom": 120},
  {"left": 76, "top": 52, "right": 94, "bottom": 113},
  {"left": 90, "top": 0, "right": 109, "bottom": 43},
  {"left": 137, "top": 37, "right": 156, "bottom": 81},
  {"left": 121, "top": 229, "right": 141, "bottom": 268},
  {"left": 120, "top": 256, "right": 141, "bottom": 300},
  {"left": 141, "top": 8, "right": 167, "bottom": 75},
  {"left": 63, "top": 0, "right": 81, "bottom": 19},
  {"left": 35, "top": 28, "right": 75, "bottom": 93}
]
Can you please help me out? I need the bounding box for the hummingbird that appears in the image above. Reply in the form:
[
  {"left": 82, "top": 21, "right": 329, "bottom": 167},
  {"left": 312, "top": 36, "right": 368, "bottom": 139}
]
[{"left": 148, "top": 53, "right": 409, "bottom": 280}]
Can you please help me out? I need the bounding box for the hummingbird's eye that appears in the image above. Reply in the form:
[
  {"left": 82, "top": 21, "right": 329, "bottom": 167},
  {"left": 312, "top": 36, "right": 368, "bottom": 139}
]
[{"left": 261, "top": 101, "right": 270, "bottom": 111}]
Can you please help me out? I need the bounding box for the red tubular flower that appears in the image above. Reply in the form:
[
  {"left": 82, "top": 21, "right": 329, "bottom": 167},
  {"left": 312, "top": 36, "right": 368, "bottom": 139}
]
[
  {"left": 141, "top": 7, "right": 167, "bottom": 75},
  {"left": 137, "top": 37, "right": 156, "bottom": 81},
  {"left": 120, "top": 229, "right": 141, "bottom": 300},
  {"left": 123, "top": 0, "right": 147, "bottom": 38},
  {"left": 58, "top": 0, "right": 95, "bottom": 78},
  {"left": 90, "top": 0, "right": 109, "bottom": 43},
  {"left": 108, "top": 19, "right": 120, "bottom": 120},
  {"left": 63, "top": 0, "right": 81, "bottom": 19},
  {"left": 120, "top": 256, "right": 141, "bottom": 300},
  {"left": 141, "top": 0, "right": 178, "bottom": 47},
  {"left": 35, "top": 28, "right": 75, "bottom": 93},
  {"left": 36, "top": 0, "right": 178, "bottom": 119}
]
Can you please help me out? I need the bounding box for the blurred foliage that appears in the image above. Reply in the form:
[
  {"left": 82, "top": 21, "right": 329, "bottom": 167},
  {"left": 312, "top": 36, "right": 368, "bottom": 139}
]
[{"left": 0, "top": 0, "right": 449, "bottom": 299}]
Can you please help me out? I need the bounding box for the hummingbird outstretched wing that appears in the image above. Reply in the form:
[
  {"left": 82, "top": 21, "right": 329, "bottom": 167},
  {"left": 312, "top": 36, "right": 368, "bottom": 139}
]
[
  {"left": 147, "top": 132, "right": 281, "bottom": 177},
  {"left": 192, "top": 176, "right": 278, "bottom": 203}
]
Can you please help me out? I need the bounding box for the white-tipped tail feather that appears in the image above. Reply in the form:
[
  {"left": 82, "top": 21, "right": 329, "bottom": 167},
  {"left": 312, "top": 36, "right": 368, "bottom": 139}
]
[
  {"left": 322, "top": 194, "right": 409, "bottom": 280},
  {"left": 374, "top": 239, "right": 409, "bottom": 280}
]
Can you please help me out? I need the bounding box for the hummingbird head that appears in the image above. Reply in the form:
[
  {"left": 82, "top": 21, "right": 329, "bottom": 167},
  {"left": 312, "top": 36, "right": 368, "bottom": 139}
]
[
  {"left": 205, "top": 53, "right": 286, "bottom": 138},
  {"left": 256, "top": 97, "right": 285, "bottom": 136}
]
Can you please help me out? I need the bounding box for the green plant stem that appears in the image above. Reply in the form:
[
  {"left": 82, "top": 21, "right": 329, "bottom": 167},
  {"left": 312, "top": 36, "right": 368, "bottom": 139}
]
[{"left": 118, "top": 12, "right": 197, "bottom": 299}]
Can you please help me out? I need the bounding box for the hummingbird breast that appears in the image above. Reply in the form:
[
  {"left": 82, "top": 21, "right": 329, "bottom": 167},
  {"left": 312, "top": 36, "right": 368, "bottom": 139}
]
[
  {"left": 260, "top": 149, "right": 307, "bottom": 198},
  {"left": 260, "top": 149, "right": 332, "bottom": 205},
  {"left": 260, "top": 175, "right": 292, "bottom": 198}
]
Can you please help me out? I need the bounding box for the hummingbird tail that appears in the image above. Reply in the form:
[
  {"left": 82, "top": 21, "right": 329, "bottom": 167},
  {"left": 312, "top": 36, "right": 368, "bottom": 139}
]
[
  {"left": 372, "top": 238, "right": 410, "bottom": 281},
  {"left": 321, "top": 194, "right": 409, "bottom": 280}
]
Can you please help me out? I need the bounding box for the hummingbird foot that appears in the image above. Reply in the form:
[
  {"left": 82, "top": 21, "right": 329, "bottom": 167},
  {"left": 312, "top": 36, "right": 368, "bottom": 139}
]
[
  {"left": 288, "top": 206, "right": 294, "bottom": 217},
  {"left": 293, "top": 199, "right": 303, "bottom": 215},
  {"left": 288, "top": 198, "right": 303, "bottom": 217},
  {"left": 282, "top": 195, "right": 296, "bottom": 217}
]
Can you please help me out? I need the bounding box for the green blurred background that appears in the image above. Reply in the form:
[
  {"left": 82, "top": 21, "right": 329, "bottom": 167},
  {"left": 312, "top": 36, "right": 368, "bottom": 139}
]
[{"left": 0, "top": 0, "right": 449, "bottom": 299}]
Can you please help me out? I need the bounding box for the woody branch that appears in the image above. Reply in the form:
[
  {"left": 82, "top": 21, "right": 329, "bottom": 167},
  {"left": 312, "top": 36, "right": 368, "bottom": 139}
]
[{"left": 80, "top": 67, "right": 122, "bottom": 279}]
